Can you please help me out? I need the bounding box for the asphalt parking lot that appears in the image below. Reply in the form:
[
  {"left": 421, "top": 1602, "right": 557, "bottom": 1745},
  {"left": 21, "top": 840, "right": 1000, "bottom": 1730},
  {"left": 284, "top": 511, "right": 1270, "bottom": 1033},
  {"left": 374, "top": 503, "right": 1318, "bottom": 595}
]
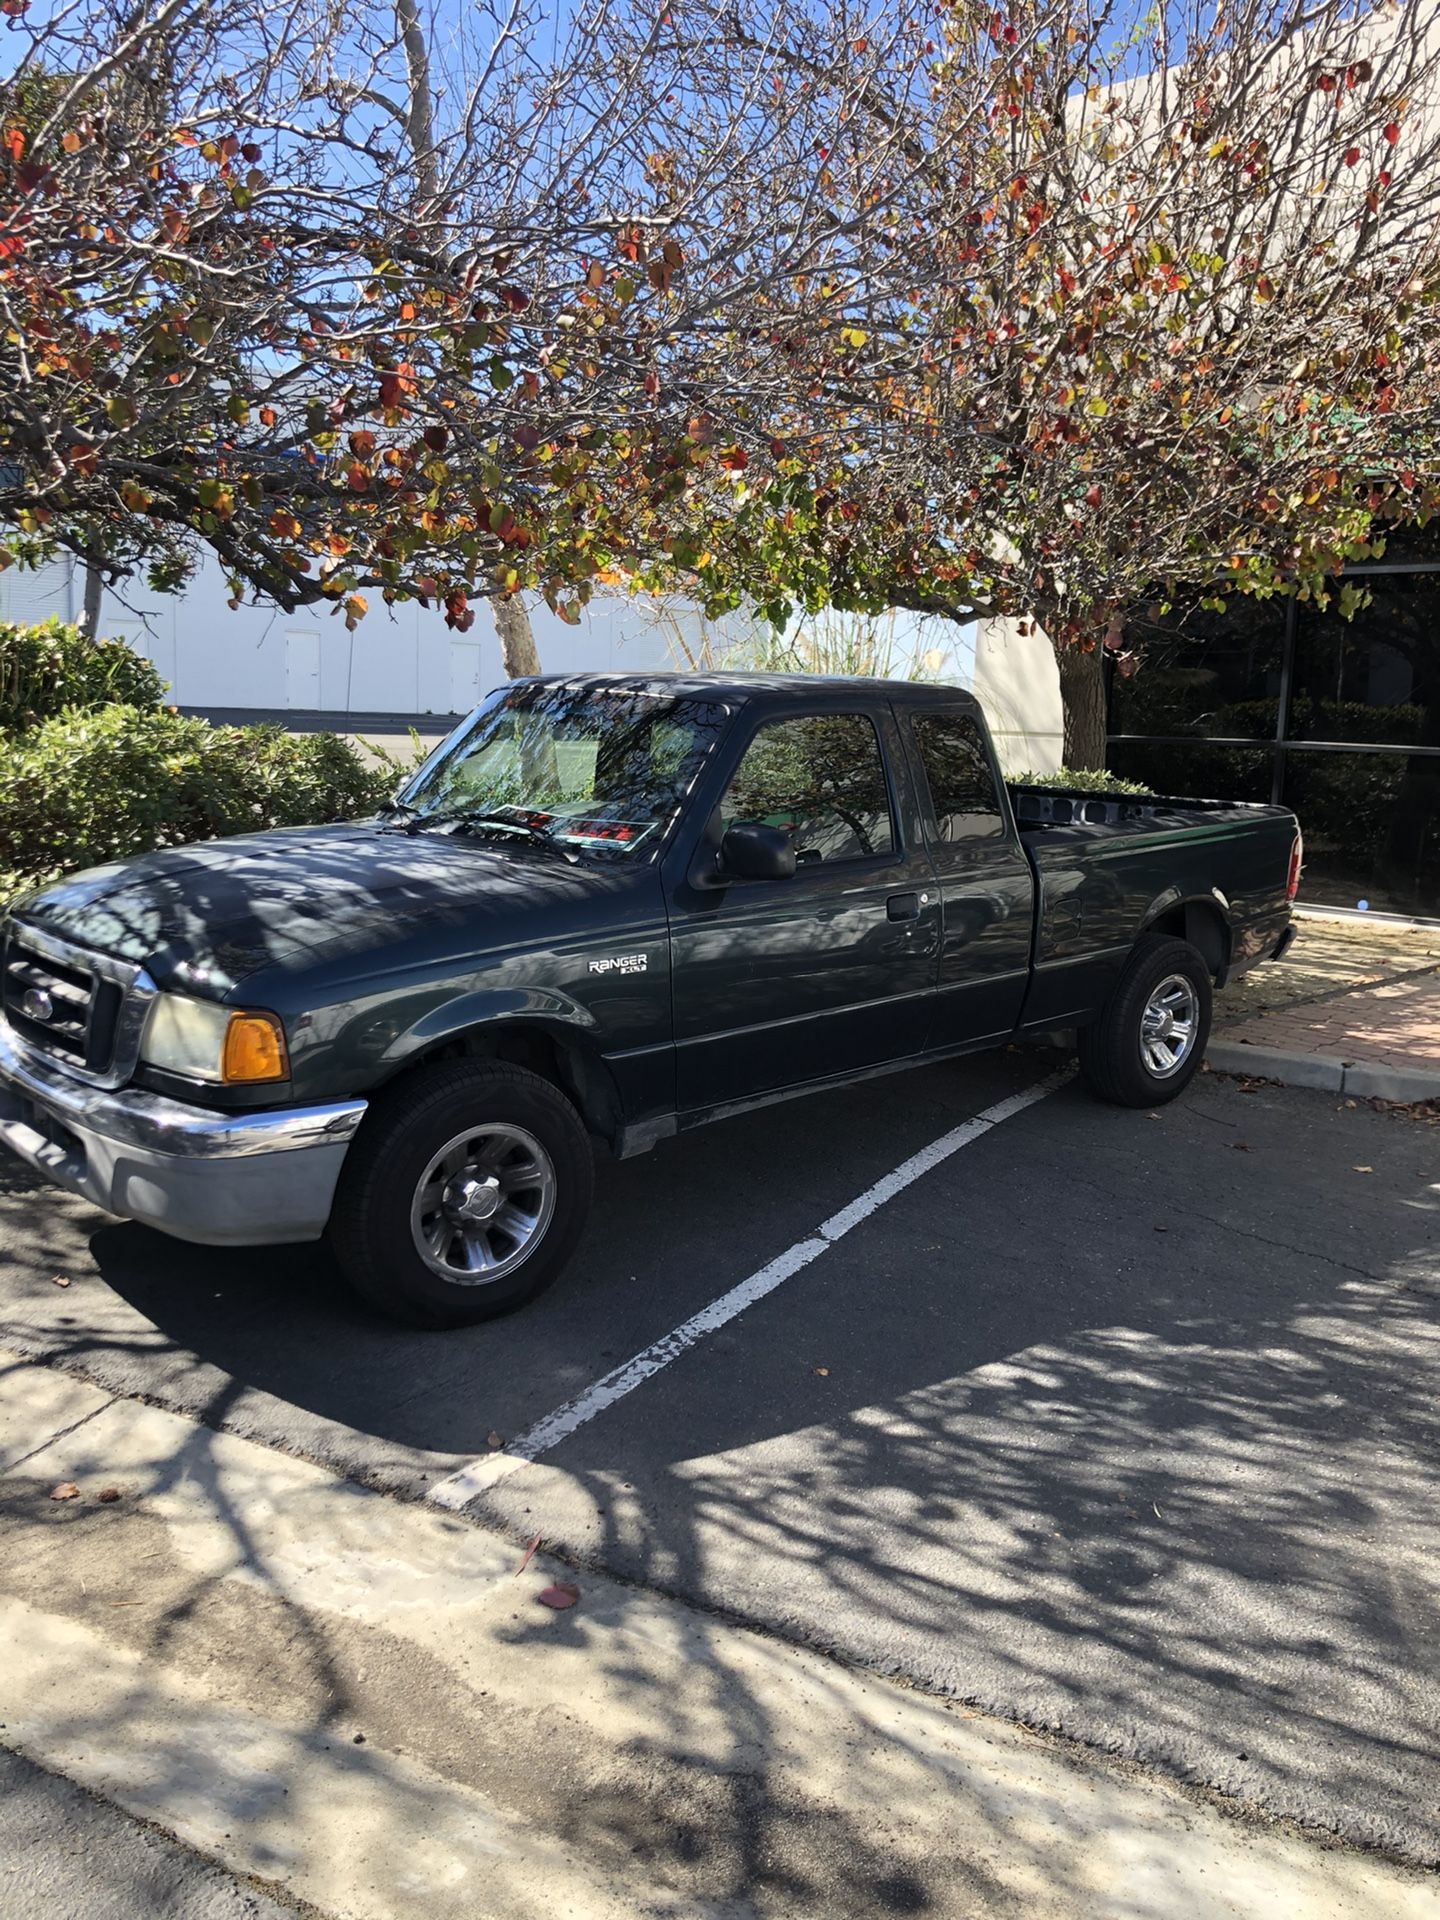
[{"left": 0, "top": 1052, "right": 1436, "bottom": 1866}]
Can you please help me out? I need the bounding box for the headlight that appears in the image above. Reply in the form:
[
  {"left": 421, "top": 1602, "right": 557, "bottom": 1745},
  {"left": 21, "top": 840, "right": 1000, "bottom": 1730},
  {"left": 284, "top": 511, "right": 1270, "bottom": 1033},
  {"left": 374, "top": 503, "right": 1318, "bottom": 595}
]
[{"left": 141, "top": 994, "right": 289, "bottom": 1084}]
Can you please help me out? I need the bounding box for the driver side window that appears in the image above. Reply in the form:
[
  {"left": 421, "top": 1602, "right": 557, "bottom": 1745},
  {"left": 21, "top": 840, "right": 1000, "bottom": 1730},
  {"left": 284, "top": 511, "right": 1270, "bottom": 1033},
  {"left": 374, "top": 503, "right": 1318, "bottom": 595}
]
[{"left": 723, "top": 713, "right": 894, "bottom": 865}]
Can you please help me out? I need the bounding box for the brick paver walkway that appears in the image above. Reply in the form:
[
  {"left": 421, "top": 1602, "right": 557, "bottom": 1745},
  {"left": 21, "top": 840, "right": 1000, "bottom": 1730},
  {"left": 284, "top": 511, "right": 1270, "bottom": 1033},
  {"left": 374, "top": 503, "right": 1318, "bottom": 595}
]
[{"left": 1209, "top": 912, "right": 1440, "bottom": 1100}]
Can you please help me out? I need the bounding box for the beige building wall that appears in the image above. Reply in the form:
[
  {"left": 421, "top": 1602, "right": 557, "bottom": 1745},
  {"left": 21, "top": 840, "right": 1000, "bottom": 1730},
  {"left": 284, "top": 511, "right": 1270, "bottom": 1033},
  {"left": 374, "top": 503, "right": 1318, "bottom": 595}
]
[{"left": 970, "top": 616, "right": 1064, "bottom": 775}]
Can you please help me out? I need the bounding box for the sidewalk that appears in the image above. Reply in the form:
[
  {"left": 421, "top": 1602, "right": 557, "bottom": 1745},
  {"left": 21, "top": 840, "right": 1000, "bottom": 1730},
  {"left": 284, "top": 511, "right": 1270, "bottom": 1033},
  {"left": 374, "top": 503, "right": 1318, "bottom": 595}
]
[{"left": 1209, "top": 913, "right": 1440, "bottom": 1101}]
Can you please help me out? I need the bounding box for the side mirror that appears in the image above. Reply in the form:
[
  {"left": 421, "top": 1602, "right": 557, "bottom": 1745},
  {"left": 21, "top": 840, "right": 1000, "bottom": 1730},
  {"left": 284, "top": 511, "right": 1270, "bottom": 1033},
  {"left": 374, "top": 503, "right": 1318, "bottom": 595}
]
[{"left": 720, "top": 822, "right": 796, "bottom": 882}]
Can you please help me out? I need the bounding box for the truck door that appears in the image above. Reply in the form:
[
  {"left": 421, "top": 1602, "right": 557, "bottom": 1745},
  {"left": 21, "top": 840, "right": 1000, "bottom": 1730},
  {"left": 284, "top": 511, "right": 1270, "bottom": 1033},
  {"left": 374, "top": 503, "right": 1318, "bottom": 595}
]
[
  {"left": 667, "top": 706, "right": 940, "bottom": 1111},
  {"left": 902, "top": 707, "right": 1034, "bottom": 1048}
]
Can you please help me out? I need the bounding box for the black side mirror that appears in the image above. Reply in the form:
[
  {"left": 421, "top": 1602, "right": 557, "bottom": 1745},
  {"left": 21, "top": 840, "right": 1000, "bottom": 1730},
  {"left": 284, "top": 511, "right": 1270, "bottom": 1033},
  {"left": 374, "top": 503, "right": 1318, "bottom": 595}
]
[{"left": 719, "top": 822, "right": 796, "bottom": 882}]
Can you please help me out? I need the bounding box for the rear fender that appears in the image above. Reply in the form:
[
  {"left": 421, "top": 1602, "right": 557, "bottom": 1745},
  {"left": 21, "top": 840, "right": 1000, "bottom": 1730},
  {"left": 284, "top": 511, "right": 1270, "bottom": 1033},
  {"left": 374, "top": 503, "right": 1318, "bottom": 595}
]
[{"left": 1139, "top": 890, "right": 1232, "bottom": 980}]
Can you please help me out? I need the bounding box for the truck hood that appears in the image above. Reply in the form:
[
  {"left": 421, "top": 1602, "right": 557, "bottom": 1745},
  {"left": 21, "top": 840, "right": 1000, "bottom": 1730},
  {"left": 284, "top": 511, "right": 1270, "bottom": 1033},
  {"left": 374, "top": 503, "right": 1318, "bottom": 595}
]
[{"left": 12, "top": 823, "right": 609, "bottom": 997}]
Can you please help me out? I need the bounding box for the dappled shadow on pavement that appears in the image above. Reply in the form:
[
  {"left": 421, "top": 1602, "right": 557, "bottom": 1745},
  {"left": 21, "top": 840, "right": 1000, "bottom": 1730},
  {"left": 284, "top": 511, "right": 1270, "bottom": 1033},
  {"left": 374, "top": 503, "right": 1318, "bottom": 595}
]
[
  {"left": 480, "top": 1082, "right": 1440, "bottom": 1864},
  {"left": 0, "top": 1070, "right": 1437, "bottom": 1868}
]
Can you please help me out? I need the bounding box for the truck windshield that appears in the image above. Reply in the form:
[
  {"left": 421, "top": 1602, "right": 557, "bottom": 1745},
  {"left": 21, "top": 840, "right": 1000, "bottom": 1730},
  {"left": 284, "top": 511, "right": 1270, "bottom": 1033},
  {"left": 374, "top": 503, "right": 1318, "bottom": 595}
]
[{"left": 393, "top": 684, "right": 730, "bottom": 859}]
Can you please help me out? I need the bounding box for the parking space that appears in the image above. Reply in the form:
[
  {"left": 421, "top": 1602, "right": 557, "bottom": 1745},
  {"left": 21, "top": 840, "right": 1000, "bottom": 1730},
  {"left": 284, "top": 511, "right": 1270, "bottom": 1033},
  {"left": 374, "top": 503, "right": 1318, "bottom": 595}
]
[
  {"left": 0, "top": 1049, "right": 1046, "bottom": 1484},
  {"left": 0, "top": 1058, "right": 1436, "bottom": 1862}
]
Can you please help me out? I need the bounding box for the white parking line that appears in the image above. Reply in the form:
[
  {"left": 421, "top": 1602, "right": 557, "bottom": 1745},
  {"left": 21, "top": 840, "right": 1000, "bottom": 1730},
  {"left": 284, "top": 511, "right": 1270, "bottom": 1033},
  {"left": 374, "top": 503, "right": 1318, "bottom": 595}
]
[{"left": 427, "top": 1071, "right": 1070, "bottom": 1509}]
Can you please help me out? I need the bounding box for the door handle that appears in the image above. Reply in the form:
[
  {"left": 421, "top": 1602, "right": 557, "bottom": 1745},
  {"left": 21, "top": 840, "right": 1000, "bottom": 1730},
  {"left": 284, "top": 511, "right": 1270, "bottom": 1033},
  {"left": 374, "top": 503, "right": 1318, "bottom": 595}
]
[{"left": 887, "top": 892, "right": 921, "bottom": 921}]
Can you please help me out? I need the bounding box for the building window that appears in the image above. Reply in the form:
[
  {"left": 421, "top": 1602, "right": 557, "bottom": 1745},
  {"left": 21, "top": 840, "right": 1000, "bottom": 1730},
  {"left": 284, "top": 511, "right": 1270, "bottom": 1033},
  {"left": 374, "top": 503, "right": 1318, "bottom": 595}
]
[
  {"left": 1109, "top": 599, "right": 1287, "bottom": 741},
  {"left": 1106, "top": 556, "right": 1440, "bottom": 919},
  {"left": 1288, "top": 574, "right": 1437, "bottom": 746}
]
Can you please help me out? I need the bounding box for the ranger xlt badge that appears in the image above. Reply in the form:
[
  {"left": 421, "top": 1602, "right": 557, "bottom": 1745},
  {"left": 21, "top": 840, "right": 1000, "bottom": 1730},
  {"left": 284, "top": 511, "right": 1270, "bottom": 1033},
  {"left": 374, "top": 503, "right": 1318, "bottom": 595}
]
[{"left": 588, "top": 954, "right": 648, "bottom": 976}]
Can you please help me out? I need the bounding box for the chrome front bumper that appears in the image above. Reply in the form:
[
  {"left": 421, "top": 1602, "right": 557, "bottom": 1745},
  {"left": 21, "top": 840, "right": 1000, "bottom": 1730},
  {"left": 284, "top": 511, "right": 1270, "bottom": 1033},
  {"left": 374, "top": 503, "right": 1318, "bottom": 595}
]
[{"left": 0, "top": 1017, "right": 367, "bottom": 1247}]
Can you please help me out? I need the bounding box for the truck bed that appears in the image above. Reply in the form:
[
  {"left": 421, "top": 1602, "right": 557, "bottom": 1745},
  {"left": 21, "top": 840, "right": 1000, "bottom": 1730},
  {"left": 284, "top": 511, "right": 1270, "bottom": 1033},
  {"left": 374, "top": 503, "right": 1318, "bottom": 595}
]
[
  {"left": 1009, "top": 784, "right": 1285, "bottom": 837},
  {"left": 1005, "top": 782, "right": 1298, "bottom": 1023}
]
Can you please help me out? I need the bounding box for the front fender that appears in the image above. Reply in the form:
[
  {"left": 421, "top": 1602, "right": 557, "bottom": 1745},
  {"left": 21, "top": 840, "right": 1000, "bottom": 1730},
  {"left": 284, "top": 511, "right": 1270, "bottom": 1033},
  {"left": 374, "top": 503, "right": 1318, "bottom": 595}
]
[{"left": 391, "top": 984, "right": 603, "bottom": 1063}]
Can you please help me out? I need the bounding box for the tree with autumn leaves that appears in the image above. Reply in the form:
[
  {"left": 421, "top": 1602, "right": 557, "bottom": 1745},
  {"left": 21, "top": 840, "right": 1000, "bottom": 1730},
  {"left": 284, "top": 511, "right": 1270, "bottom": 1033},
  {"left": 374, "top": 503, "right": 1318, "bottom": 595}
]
[
  {"left": 660, "top": 0, "right": 1440, "bottom": 764},
  {"left": 0, "top": 0, "right": 946, "bottom": 636},
  {"left": 4, "top": 0, "right": 1440, "bottom": 768}
]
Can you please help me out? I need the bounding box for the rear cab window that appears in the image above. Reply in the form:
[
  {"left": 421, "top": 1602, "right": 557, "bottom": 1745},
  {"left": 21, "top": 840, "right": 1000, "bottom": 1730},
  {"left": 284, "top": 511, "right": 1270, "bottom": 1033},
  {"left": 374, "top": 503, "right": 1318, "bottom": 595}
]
[{"left": 910, "top": 711, "right": 1007, "bottom": 848}]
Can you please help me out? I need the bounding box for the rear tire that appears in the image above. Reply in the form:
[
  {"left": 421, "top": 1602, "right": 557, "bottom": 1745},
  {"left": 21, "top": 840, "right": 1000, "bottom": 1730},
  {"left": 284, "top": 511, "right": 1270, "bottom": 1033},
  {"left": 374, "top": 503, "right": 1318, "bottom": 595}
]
[
  {"left": 328, "top": 1060, "right": 594, "bottom": 1328},
  {"left": 1077, "top": 935, "right": 1212, "bottom": 1108}
]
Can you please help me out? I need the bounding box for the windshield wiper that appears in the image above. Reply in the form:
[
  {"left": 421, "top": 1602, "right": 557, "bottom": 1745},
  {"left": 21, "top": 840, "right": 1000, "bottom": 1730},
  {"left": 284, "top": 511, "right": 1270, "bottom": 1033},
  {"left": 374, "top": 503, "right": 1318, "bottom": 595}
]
[
  {"left": 377, "top": 799, "right": 420, "bottom": 827},
  {"left": 404, "top": 807, "right": 577, "bottom": 859}
]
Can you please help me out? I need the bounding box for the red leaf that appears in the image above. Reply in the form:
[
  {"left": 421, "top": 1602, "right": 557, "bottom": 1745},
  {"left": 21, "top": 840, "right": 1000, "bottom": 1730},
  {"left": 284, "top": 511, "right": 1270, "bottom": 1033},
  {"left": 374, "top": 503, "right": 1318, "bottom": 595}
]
[
  {"left": 1384, "top": 121, "right": 1400, "bottom": 145},
  {"left": 1084, "top": 483, "right": 1102, "bottom": 508},
  {"left": 1343, "top": 146, "right": 1361, "bottom": 167},
  {"left": 537, "top": 1581, "right": 580, "bottom": 1610},
  {"left": 513, "top": 1532, "right": 542, "bottom": 1577}
]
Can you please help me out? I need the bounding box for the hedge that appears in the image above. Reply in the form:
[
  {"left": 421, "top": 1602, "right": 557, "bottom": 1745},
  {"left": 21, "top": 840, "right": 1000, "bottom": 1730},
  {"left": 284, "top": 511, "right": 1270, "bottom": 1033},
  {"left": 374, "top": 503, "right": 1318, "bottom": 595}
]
[
  {"left": 1010, "top": 766, "right": 1154, "bottom": 795},
  {"left": 0, "top": 618, "right": 168, "bottom": 727},
  {"left": 0, "top": 623, "right": 396, "bottom": 903}
]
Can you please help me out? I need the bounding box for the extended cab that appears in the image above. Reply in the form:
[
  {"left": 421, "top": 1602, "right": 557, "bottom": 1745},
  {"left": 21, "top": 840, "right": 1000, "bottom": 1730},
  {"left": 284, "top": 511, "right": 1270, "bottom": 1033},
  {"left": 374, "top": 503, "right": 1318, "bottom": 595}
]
[{"left": 0, "top": 674, "right": 1301, "bottom": 1325}]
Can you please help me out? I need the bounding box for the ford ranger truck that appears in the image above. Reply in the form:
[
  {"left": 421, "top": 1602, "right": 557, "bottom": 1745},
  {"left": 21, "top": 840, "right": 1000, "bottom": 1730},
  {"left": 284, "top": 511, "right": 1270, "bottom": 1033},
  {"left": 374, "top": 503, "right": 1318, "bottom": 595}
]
[{"left": 0, "top": 674, "right": 1301, "bottom": 1326}]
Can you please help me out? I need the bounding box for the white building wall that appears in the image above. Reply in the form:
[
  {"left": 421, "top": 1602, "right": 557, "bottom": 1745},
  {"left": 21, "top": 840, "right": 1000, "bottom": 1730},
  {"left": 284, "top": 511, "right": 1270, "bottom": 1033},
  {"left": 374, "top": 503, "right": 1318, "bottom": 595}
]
[{"left": 0, "top": 552, "right": 1064, "bottom": 755}]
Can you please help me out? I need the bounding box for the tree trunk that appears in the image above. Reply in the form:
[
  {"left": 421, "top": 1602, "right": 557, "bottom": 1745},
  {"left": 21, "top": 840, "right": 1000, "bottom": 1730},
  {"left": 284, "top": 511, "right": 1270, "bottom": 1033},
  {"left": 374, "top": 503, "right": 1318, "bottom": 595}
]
[
  {"left": 79, "top": 552, "right": 104, "bottom": 641},
  {"left": 1056, "top": 643, "right": 1108, "bottom": 770},
  {"left": 492, "top": 595, "right": 541, "bottom": 678}
]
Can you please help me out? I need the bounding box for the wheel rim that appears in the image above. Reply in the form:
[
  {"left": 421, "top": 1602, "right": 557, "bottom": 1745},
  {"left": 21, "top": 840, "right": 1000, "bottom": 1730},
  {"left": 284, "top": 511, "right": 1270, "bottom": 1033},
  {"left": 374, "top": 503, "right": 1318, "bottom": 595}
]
[
  {"left": 1140, "top": 973, "right": 1200, "bottom": 1078},
  {"left": 409, "top": 1122, "right": 557, "bottom": 1285}
]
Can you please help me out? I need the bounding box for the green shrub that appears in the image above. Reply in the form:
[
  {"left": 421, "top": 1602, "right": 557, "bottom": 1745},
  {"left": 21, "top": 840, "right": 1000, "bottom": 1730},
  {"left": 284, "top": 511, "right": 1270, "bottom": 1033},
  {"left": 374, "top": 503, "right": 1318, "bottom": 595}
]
[
  {"left": 0, "top": 704, "right": 391, "bottom": 891},
  {"left": 0, "top": 618, "right": 167, "bottom": 728},
  {"left": 1010, "top": 766, "right": 1154, "bottom": 796}
]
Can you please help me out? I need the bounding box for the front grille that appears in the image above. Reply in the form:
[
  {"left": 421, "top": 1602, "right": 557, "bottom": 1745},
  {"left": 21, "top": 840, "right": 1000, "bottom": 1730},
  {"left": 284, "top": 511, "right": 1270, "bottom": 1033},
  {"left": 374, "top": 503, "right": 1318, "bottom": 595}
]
[{"left": 0, "top": 923, "right": 145, "bottom": 1085}]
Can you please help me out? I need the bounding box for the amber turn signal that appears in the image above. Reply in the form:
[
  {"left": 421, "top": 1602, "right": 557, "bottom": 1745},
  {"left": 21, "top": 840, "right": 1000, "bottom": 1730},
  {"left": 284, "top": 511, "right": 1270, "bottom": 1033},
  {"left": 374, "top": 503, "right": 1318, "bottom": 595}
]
[{"left": 220, "top": 1011, "right": 289, "bottom": 1084}]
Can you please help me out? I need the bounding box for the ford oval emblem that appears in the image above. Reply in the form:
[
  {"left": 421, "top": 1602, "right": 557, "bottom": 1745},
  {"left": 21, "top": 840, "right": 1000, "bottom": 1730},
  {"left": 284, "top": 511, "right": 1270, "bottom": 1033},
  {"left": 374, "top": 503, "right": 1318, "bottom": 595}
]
[{"left": 21, "top": 987, "right": 54, "bottom": 1024}]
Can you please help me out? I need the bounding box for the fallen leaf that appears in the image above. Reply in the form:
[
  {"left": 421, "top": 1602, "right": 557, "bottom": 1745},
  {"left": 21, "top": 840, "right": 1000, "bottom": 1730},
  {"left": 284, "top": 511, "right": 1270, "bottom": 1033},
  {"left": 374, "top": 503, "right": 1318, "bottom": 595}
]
[
  {"left": 1232, "top": 1141, "right": 1252, "bottom": 1151},
  {"left": 1354, "top": 1165, "right": 1373, "bottom": 1174},
  {"left": 537, "top": 1581, "right": 580, "bottom": 1611},
  {"left": 97, "top": 1487, "right": 122, "bottom": 1504},
  {"left": 49, "top": 1482, "right": 79, "bottom": 1501},
  {"left": 51, "top": 1274, "right": 70, "bottom": 1288},
  {"left": 352, "top": 1732, "right": 366, "bottom": 1744},
  {"left": 513, "top": 1531, "right": 542, "bottom": 1578},
  {"left": 812, "top": 1366, "right": 830, "bottom": 1377},
  {"left": 1153, "top": 1225, "right": 1169, "bottom": 1233},
  {"left": 486, "top": 1430, "right": 505, "bottom": 1451}
]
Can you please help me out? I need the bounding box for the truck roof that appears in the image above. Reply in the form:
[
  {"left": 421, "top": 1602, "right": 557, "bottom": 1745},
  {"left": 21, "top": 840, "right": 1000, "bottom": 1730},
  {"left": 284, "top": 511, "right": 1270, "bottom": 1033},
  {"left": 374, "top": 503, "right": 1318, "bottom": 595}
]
[{"left": 516, "top": 670, "right": 976, "bottom": 706}]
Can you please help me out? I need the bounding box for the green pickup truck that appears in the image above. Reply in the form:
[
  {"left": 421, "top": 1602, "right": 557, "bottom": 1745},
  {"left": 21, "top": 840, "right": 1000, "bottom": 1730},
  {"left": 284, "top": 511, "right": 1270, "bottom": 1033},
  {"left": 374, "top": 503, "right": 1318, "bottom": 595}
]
[{"left": 0, "top": 673, "right": 1301, "bottom": 1326}]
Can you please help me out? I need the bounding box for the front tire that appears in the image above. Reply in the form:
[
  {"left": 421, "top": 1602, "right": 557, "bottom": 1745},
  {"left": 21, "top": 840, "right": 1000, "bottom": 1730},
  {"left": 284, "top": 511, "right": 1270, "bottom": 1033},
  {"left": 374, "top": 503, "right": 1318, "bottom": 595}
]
[
  {"left": 328, "top": 1060, "right": 594, "bottom": 1328},
  {"left": 1077, "top": 934, "right": 1213, "bottom": 1108}
]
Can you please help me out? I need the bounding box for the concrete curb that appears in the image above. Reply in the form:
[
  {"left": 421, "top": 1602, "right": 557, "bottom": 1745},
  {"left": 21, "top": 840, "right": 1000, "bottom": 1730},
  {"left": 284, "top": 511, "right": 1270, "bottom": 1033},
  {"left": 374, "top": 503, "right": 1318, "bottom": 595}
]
[{"left": 1207, "top": 1038, "right": 1440, "bottom": 1103}]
